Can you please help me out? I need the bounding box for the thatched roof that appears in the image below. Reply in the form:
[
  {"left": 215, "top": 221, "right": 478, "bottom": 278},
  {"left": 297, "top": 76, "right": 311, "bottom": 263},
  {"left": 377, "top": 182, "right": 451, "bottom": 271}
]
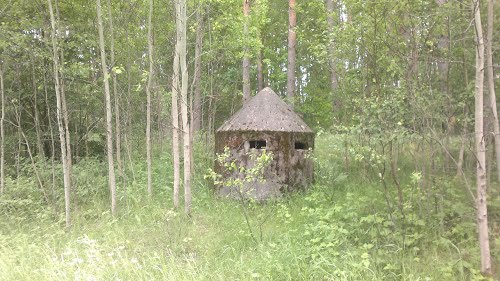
[{"left": 217, "top": 87, "right": 314, "bottom": 133}]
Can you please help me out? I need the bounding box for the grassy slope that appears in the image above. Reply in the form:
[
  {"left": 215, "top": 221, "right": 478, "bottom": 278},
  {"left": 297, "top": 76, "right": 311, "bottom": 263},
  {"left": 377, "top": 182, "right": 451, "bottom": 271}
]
[{"left": 0, "top": 134, "right": 498, "bottom": 280}]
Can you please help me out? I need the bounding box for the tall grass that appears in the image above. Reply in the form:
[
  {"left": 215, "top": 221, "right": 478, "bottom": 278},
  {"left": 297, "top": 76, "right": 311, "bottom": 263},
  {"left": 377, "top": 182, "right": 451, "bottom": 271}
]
[{"left": 0, "top": 134, "right": 497, "bottom": 280}]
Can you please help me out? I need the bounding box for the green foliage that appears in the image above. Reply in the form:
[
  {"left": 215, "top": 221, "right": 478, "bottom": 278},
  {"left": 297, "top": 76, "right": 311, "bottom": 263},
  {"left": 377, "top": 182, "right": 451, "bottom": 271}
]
[
  {"left": 206, "top": 146, "right": 275, "bottom": 242},
  {"left": 206, "top": 146, "right": 273, "bottom": 191},
  {"left": 0, "top": 134, "right": 494, "bottom": 280},
  {"left": 0, "top": 0, "right": 498, "bottom": 278}
]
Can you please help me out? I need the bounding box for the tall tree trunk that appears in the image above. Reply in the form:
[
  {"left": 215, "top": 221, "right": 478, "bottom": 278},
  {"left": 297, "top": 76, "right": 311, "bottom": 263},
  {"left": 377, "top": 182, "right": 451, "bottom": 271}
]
[
  {"left": 192, "top": 5, "right": 203, "bottom": 134},
  {"left": 55, "top": 0, "right": 73, "bottom": 199},
  {"left": 0, "top": 64, "right": 4, "bottom": 195},
  {"left": 124, "top": 27, "right": 135, "bottom": 184},
  {"left": 172, "top": 4, "right": 181, "bottom": 209},
  {"left": 190, "top": 4, "right": 204, "bottom": 178},
  {"left": 286, "top": 0, "right": 296, "bottom": 106},
  {"left": 16, "top": 66, "right": 22, "bottom": 181},
  {"left": 146, "top": 0, "right": 154, "bottom": 197},
  {"left": 179, "top": 0, "right": 191, "bottom": 216},
  {"left": 44, "top": 72, "right": 57, "bottom": 209},
  {"left": 242, "top": 0, "right": 251, "bottom": 103},
  {"left": 257, "top": 49, "right": 264, "bottom": 91},
  {"left": 106, "top": 0, "right": 123, "bottom": 179},
  {"left": 326, "top": 0, "right": 339, "bottom": 115},
  {"left": 31, "top": 57, "right": 44, "bottom": 157},
  {"left": 457, "top": 1, "right": 470, "bottom": 177},
  {"left": 456, "top": 107, "right": 468, "bottom": 177},
  {"left": 96, "top": 0, "right": 117, "bottom": 216},
  {"left": 486, "top": 0, "right": 500, "bottom": 182},
  {"left": 47, "top": 0, "right": 71, "bottom": 227},
  {"left": 472, "top": 0, "right": 492, "bottom": 275}
]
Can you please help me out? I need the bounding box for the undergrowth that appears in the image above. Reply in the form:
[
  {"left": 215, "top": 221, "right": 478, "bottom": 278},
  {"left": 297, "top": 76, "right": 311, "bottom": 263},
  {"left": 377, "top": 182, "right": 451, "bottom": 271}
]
[{"left": 0, "top": 134, "right": 498, "bottom": 280}]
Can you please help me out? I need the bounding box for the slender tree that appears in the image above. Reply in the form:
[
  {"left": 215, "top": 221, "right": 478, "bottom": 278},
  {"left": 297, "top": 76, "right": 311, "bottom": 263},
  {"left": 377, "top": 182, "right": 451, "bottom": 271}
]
[
  {"left": 106, "top": 0, "right": 123, "bottom": 178},
  {"left": 43, "top": 73, "right": 57, "bottom": 206},
  {"left": 179, "top": 0, "right": 191, "bottom": 215},
  {"left": 31, "top": 57, "right": 44, "bottom": 157},
  {"left": 286, "top": 0, "right": 296, "bottom": 105},
  {"left": 172, "top": 2, "right": 181, "bottom": 209},
  {"left": 47, "top": 0, "right": 71, "bottom": 227},
  {"left": 55, "top": 0, "right": 73, "bottom": 197},
  {"left": 456, "top": 0, "right": 471, "bottom": 177},
  {"left": 190, "top": 3, "right": 204, "bottom": 178},
  {"left": 242, "top": 0, "right": 251, "bottom": 103},
  {"left": 485, "top": 0, "right": 500, "bottom": 182},
  {"left": 472, "top": 0, "right": 492, "bottom": 275},
  {"left": 192, "top": 4, "right": 204, "bottom": 133},
  {"left": 146, "top": 0, "right": 154, "bottom": 197},
  {"left": 257, "top": 50, "right": 264, "bottom": 91},
  {"left": 326, "top": 0, "right": 340, "bottom": 118},
  {"left": 0, "top": 63, "right": 4, "bottom": 195},
  {"left": 96, "top": 0, "right": 117, "bottom": 216}
]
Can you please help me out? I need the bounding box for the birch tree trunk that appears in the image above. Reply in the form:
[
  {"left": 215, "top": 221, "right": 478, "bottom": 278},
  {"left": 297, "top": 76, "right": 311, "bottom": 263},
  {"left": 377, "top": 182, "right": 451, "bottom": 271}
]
[
  {"left": 106, "top": 0, "right": 123, "bottom": 178},
  {"left": 179, "top": 0, "right": 192, "bottom": 215},
  {"left": 146, "top": 0, "right": 154, "bottom": 197},
  {"left": 0, "top": 64, "right": 4, "bottom": 195},
  {"left": 192, "top": 5, "right": 203, "bottom": 134},
  {"left": 472, "top": 0, "right": 492, "bottom": 275},
  {"left": 172, "top": 2, "right": 181, "bottom": 209},
  {"left": 242, "top": 0, "right": 251, "bottom": 103},
  {"left": 286, "top": 0, "right": 296, "bottom": 106},
  {"left": 55, "top": 0, "right": 73, "bottom": 197},
  {"left": 486, "top": 0, "right": 500, "bottom": 182},
  {"left": 96, "top": 0, "right": 117, "bottom": 216},
  {"left": 47, "top": 0, "right": 71, "bottom": 227}
]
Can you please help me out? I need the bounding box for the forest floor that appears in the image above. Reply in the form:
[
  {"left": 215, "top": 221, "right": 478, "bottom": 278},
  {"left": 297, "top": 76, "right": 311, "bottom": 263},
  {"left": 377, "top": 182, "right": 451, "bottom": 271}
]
[{"left": 0, "top": 134, "right": 499, "bottom": 280}]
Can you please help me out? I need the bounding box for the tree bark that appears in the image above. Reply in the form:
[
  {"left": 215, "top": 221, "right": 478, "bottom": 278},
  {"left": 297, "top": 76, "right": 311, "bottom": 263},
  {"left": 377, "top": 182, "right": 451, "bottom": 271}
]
[
  {"left": 16, "top": 68, "right": 22, "bottom": 181},
  {"left": 472, "top": 0, "right": 492, "bottom": 275},
  {"left": 0, "top": 64, "right": 4, "bottom": 195},
  {"left": 146, "top": 0, "right": 154, "bottom": 197},
  {"left": 242, "top": 0, "right": 251, "bottom": 103},
  {"left": 192, "top": 5, "right": 203, "bottom": 133},
  {"left": 257, "top": 49, "right": 264, "bottom": 91},
  {"left": 286, "top": 0, "right": 296, "bottom": 106},
  {"left": 55, "top": 0, "right": 73, "bottom": 199},
  {"left": 31, "top": 57, "right": 44, "bottom": 157},
  {"left": 125, "top": 27, "right": 135, "bottom": 184},
  {"left": 43, "top": 72, "right": 57, "bottom": 208},
  {"left": 172, "top": 3, "right": 181, "bottom": 209},
  {"left": 96, "top": 0, "right": 117, "bottom": 216},
  {"left": 326, "top": 0, "right": 339, "bottom": 113},
  {"left": 106, "top": 0, "right": 123, "bottom": 179},
  {"left": 178, "top": 0, "right": 191, "bottom": 216},
  {"left": 13, "top": 83, "right": 23, "bottom": 179},
  {"left": 486, "top": 0, "right": 500, "bottom": 182},
  {"left": 457, "top": 1, "right": 470, "bottom": 177},
  {"left": 47, "top": 0, "right": 71, "bottom": 227}
]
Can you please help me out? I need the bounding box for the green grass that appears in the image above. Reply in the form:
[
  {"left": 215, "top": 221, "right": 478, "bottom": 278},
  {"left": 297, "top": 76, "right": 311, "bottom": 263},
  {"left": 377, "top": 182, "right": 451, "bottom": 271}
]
[{"left": 0, "top": 134, "right": 498, "bottom": 280}]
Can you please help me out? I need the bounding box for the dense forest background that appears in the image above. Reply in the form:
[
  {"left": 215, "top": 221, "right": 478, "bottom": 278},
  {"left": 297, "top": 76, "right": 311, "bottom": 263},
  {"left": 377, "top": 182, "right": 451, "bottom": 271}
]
[{"left": 0, "top": 0, "right": 499, "bottom": 279}]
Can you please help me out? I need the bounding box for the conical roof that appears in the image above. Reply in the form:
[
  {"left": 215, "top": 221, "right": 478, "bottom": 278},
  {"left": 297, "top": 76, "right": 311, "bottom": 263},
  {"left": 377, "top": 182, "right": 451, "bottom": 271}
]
[{"left": 217, "top": 87, "right": 313, "bottom": 133}]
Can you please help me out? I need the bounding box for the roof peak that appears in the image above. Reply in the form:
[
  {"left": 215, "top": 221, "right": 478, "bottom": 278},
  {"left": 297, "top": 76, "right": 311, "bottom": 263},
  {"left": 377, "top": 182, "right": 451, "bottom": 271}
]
[{"left": 216, "top": 87, "right": 313, "bottom": 133}]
